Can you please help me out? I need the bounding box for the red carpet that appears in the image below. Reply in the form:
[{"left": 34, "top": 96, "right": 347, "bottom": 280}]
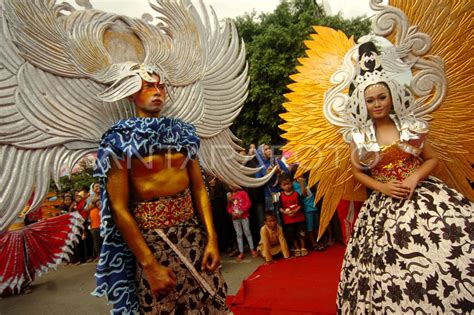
[{"left": 228, "top": 244, "right": 346, "bottom": 315}]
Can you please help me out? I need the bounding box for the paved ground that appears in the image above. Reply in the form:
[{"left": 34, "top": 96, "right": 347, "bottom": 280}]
[{"left": 0, "top": 253, "right": 261, "bottom": 315}]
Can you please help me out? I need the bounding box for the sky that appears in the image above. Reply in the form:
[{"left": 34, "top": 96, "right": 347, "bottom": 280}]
[{"left": 68, "top": 0, "right": 385, "bottom": 20}]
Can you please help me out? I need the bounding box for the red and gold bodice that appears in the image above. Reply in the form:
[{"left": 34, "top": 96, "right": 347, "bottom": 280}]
[{"left": 370, "top": 141, "right": 423, "bottom": 183}]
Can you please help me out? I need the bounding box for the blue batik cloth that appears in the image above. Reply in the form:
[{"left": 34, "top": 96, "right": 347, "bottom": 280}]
[{"left": 91, "top": 117, "right": 200, "bottom": 314}]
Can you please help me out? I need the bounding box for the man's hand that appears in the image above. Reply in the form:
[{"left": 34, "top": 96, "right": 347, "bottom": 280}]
[
  {"left": 201, "top": 240, "right": 220, "bottom": 272},
  {"left": 143, "top": 261, "right": 177, "bottom": 297}
]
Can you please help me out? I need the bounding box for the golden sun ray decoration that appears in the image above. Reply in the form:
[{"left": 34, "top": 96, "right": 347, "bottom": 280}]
[
  {"left": 387, "top": 0, "right": 474, "bottom": 199},
  {"left": 280, "top": 26, "right": 366, "bottom": 240}
]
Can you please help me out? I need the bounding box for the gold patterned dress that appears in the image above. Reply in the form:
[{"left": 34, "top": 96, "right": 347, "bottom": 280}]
[{"left": 337, "top": 141, "right": 473, "bottom": 314}]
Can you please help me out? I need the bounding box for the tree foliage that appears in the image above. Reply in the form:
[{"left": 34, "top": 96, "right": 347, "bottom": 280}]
[
  {"left": 232, "top": 0, "right": 370, "bottom": 146},
  {"left": 50, "top": 157, "right": 96, "bottom": 194}
]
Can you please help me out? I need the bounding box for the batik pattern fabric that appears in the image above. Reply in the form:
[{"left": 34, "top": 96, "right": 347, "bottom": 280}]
[
  {"left": 92, "top": 117, "right": 202, "bottom": 314},
  {"left": 337, "top": 142, "right": 474, "bottom": 314},
  {"left": 134, "top": 193, "right": 227, "bottom": 314}
]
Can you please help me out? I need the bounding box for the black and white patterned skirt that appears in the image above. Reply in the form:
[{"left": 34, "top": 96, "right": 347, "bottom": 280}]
[{"left": 337, "top": 177, "right": 473, "bottom": 314}]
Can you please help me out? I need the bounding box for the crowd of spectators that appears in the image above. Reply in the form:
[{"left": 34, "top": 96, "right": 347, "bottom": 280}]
[
  {"left": 45, "top": 143, "right": 355, "bottom": 266},
  {"left": 55, "top": 183, "right": 103, "bottom": 264},
  {"left": 207, "top": 143, "right": 355, "bottom": 264}
]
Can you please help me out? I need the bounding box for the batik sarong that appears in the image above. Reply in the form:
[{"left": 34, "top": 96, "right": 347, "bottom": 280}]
[{"left": 132, "top": 189, "right": 228, "bottom": 314}]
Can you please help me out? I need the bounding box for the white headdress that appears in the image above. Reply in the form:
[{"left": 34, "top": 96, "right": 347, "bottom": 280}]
[{"left": 344, "top": 41, "right": 428, "bottom": 161}]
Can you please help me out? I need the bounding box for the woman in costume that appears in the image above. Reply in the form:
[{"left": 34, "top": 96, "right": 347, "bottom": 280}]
[
  {"left": 335, "top": 41, "right": 473, "bottom": 314},
  {"left": 279, "top": 1, "right": 473, "bottom": 313}
]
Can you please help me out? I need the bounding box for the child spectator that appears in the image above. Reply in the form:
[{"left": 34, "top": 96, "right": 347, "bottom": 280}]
[
  {"left": 293, "top": 174, "right": 324, "bottom": 251},
  {"left": 278, "top": 173, "right": 307, "bottom": 256},
  {"left": 257, "top": 211, "right": 290, "bottom": 264},
  {"left": 89, "top": 199, "right": 103, "bottom": 261},
  {"left": 255, "top": 144, "right": 280, "bottom": 215},
  {"left": 227, "top": 186, "right": 257, "bottom": 261}
]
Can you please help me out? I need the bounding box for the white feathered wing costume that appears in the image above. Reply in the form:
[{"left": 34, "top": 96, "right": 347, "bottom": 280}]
[{"left": 0, "top": 0, "right": 273, "bottom": 231}]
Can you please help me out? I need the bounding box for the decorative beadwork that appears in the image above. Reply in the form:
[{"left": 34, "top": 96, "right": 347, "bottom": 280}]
[{"left": 131, "top": 189, "right": 194, "bottom": 229}]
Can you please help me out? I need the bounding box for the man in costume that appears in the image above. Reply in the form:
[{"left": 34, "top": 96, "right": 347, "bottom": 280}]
[
  {"left": 0, "top": 0, "right": 273, "bottom": 313},
  {"left": 93, "top": 72, "right": 228, "bottom": 313}
]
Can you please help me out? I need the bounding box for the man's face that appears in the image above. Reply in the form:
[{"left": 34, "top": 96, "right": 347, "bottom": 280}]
[{"left": 133, "top": 74, "right": 167, "bottom": 117}]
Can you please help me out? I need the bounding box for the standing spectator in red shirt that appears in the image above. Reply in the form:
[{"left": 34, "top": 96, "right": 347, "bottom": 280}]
[
  {"left": 278, "top": 173, "right": 307, "bottom": 257},
  {"left": 69, "top": 191, "right": 92, "bottom": 263}
]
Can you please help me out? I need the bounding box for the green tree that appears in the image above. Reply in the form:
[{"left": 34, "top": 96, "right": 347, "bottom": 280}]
[
  {"left": 232, "top": 0, "right": 370, "bottom": 146},
  {"left": 51, "top": 156, "right": 96, "bottom": 194}
]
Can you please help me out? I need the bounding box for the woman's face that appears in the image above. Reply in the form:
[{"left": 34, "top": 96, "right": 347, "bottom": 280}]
[
  {"left": 364, "top": 83, "right": 392, "bottom": 120},
  {"left": 263, "top": 145, "right": 272, "bottom": 159},
  {"left": 93, "top": 183, "right": 100, "bottom": 194}
]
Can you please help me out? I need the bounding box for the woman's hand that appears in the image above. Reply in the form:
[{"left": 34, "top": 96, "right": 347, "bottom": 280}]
[
  {"left": 201, "top": 240, "right": 220, "bottom": 272},
  {"left": 401, "top": 175, "right": 420, "bottom": 199},
  {"left": 143, "top": 261, "right": 177, "bottom": 296},
  {"left": 266, "top": 166, "right": 274, "bottom": 174},
  {"left": 380, "top": 179, "right": 411, "bottom": 199}
]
